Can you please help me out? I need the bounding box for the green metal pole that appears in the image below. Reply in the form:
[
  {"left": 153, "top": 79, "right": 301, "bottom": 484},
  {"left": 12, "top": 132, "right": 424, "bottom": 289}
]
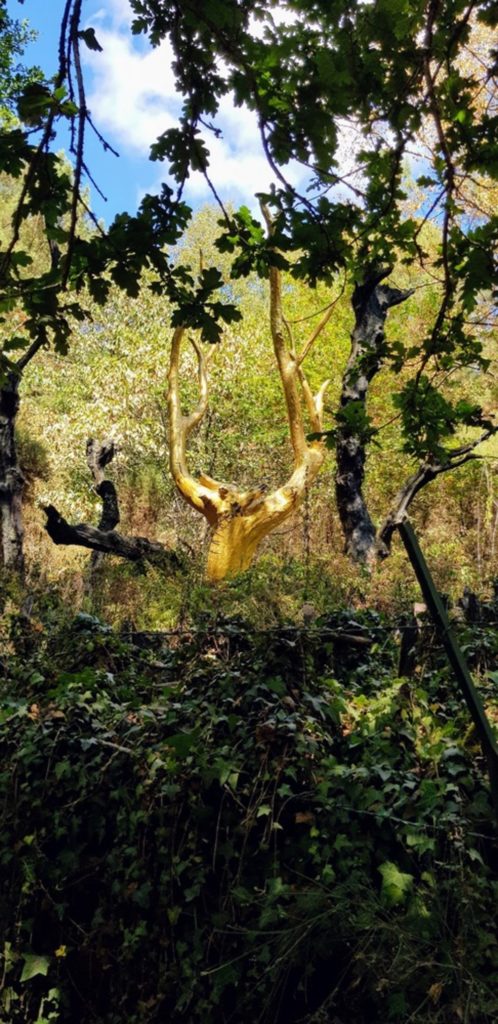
[{"left": 397, "top": 519, "right": 498, "bottom": 813}]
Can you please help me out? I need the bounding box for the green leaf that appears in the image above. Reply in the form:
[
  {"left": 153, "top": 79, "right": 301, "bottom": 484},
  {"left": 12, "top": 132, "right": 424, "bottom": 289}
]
[
  {"left": 388, "top": 992, "right": 407, "bottom": 1019},
  {"left": 17, "top": 83, "right": 52, "bottom": 125},
  {"left": 20, "top": 954, "right": 50, "bottom": 982},
  {"left": 166, "top": 732, "right": 197, "bottom": 757},
  {"left": 378, "top": 861, "right": 414, "bottom": 906},
  {"left": 405, "top": 832, "right": 435, "bottom": 855},
  {"left": 336, "top": 401, "right": 378, "bottom": 444},
  {"left": 167, "top": 906, "right": 181, "bottom": 925}
]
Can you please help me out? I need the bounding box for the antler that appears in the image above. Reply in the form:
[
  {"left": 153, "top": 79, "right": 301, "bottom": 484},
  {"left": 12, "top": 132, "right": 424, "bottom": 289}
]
[
  {"left": 262, "top": 202, "right": 331, "bottom": 464},
  {"left": 167, "top": 327, "right": 221, "bottom": 522},
  {"left": 267, "top": 258, "right": 310, "bottom": 465}
]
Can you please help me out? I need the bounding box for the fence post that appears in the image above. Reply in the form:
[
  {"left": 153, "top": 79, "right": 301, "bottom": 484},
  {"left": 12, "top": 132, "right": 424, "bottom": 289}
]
[{"left": 397, "top": 519, "right": 498, "bottom": 814}]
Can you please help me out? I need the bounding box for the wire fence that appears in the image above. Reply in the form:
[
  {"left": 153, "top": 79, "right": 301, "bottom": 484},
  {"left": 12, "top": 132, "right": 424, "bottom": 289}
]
[{"left": 117, "top": 618, "right": 498, "bottom": 639}]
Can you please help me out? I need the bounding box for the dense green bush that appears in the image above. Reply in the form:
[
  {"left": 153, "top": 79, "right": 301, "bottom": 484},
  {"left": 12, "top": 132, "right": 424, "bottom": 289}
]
[{"left": 0, "top": 611, "right": 497, "bottom": 1023}]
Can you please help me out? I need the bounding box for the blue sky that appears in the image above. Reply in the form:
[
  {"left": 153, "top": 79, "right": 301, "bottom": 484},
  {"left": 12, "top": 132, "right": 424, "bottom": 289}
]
[{"left": 7, "top": 0, "right": 316, "bottom": 226}]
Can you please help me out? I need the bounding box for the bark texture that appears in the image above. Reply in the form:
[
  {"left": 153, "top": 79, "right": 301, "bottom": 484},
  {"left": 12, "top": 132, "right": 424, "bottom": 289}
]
[
  {"left": 0, "top": 376, "right": 25, "bottom": 575},
  {"left": 86, "top": 438, "right": 119, "bottom": 574},
  {"left": 335, "top": 267, "right": 412, "bottom": 562}
]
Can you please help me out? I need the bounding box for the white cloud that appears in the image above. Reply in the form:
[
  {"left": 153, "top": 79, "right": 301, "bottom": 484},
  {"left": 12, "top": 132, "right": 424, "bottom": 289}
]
[
  {"left": 82, "top": 14, "right": 304, "bottom": 208},
  {"left": 82, "top": 1, "right": 359, "bottom": 213},
  {"left": 90, "top": 0, "right": 134, "bottom": 29},
  {"left": 85, "top": 28, "right": 179, "bottom": 152}
]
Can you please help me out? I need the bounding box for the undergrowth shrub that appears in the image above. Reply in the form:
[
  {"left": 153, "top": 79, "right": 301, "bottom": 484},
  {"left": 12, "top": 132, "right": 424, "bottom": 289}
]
[{"left": 0, "top": 611, "right": 497, "bottom": 1023}]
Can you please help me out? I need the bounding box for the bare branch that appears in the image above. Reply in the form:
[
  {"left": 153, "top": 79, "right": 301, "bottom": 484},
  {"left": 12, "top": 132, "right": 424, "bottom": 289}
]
[
  {"left": 15, "top": 327, "right": 48, "bottom": 373},
  {"left": 378, "top": 428, "right": 497, "bottom": 555},
  {"left": 282, "top": 314, "right": 296, "bottom": 354},
  {"left": 167, "top": 327, "right": 223, "bottom": 521},
  {"left": 184, "top": 337, "right": 214, "bottom": 434},
  {"left": 43, "top": 437, "right": 183, "bottom": 571},
  {"left": 313, "top": 379, "right": 330, "bottom": 431},
  {"left": 297, "top": 299, "right": 338, "bottom": 367},
  {"left": 268, "top": 261, "right": 309, "bottom": 464},
  {"left": 261, "top": 201, "right": 328, "bottom": 465},
  {"left": 43, "top": 504, "right": 182, "bottom": 571}
]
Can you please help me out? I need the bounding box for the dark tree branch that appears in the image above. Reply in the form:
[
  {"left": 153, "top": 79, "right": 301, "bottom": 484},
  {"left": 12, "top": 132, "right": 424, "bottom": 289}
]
[
  {"left": 86, "top": 438, "right": 119, "bottom": 531},
  {"left": 0, "top": 2, "right": 73, "bottom": 282},
  {"left": 378, "top": 428, "right": 497, "bottom": 556},
  {"left": 43, "top": 504, "right": 182, "bottom": 570},
  {"left": 63, "top": 0, "right": 85, "bottom": 289},
  {"left": 85, "top": 438, "right": 119, "bottom": 572},
  {"left": 43, "top": 438, "right": 184, "bottom": 574},
  {"left": 0, "top": 375, "right": 25, "bottom": 574}
]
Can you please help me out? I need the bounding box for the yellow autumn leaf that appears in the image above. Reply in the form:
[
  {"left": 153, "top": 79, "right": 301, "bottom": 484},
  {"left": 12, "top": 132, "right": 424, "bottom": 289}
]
[{"left": 428, "top": 981, "right": 443, "bottom": 1004}]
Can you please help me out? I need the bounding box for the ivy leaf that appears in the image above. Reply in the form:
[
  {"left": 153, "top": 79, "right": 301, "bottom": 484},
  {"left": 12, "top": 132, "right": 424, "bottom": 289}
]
[
  {"left": 166, "top": 731, "right": 198, "bottom": 757},
  {"left": 20, "top": 954, "right": 50, "bottom": 982},
  {"left": 378, "top": 861, "right": 414, "bottom": 906}
]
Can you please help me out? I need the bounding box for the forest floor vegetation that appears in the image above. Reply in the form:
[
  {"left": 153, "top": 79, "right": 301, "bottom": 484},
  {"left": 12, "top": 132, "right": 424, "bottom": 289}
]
[{"left": 0, "top": 594, "right": 497, "bottom": 1023}]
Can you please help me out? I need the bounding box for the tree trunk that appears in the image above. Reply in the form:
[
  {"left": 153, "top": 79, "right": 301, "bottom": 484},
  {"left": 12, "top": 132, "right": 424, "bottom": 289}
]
[
  {"left": 335, "top": 268, "right": 412, "bottom": 562},
  {"left": 204, "top": 460, "right": 321, "bottom": 581},
  {"left": 0, "top": 375, "right": 25, "bottom": 576}
]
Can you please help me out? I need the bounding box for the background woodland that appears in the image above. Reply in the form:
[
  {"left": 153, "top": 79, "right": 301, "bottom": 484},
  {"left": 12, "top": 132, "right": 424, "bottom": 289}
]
[{"left": 4, "top": 197, "right": 496, "bottom": 628}]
